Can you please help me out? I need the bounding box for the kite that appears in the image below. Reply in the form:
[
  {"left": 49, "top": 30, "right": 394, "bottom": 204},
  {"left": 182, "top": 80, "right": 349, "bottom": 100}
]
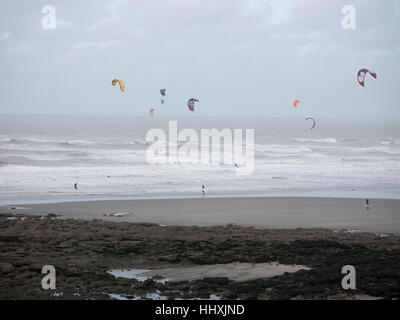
[
  {"left": 160, "top": 89, "right": 166, "bottom": 104},
  {"left": 294, "top": 99, "right": 301, "bottom": 108},
  {"left": 188, "top": 98, "right": 199, "bottom": 111},
  {"left": 149, "top": 108, "right": 155, "bottom": 117},
  {"left": 357, "top": 69, "right": 376, "bottom": 87},
  {"left": 112, "top": 79, "right": 125, "bottom": 92},
  {"left": 305, "top": 117, "right": 316, "bottom": 130}
]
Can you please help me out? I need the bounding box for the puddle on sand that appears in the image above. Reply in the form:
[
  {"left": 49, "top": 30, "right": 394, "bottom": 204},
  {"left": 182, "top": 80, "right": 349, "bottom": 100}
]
[
  {"left": 344, "top": 229, "right": 361, "bottom": 234},
  {"left": 175, "top": 294, "right": 222, "bottom": 300},
  {"left": 105, "top": 290, "right": 167, "bottom": 300},
  {"left": 108, "top": 262, "right": 311, "bottom": 283},
  {"left": 1, "top": 206, "right": 31, "bottom": 210},
  {"left": 105, "top": 292, "right": 221, "bottom": 301},
  {"left": 107, "top": 269, "right": 171, "bottom": 284},
  {"left": 376, "top": 233, "right": 390, "bottom": 238}
]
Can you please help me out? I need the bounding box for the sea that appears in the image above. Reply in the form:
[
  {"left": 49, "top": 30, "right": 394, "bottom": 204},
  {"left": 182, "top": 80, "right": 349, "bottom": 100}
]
[{"left": 0, "top": 115, "right": 399, "bottom": 205}]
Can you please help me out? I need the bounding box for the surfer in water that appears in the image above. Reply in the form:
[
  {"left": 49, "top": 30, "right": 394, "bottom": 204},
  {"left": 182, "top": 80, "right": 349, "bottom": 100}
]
[{"left": 74, "top": 183, "right": 78, "bottom": 190}]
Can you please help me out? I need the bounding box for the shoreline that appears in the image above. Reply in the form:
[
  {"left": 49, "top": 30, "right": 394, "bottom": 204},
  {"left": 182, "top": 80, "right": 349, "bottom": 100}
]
[
  {"left": 2, "top": 188, "right": 400, "bottom": 206},
  {"left": 2, "top": 196, "right": 400, "bottom": 235}
]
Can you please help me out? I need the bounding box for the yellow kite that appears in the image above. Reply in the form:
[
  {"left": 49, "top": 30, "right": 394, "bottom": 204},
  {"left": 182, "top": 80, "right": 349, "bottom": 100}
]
[{"left": 111, "top": 79, "right": 125, "bottom": 92}]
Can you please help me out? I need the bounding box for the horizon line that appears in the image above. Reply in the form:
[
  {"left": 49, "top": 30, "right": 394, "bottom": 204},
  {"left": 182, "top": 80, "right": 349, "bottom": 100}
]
[{"left": 1, "top": 113, "right": 399, "bottom": 121}]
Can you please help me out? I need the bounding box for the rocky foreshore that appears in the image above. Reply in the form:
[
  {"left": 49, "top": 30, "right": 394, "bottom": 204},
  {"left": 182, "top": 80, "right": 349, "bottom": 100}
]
[{"left": 1, "top": 213, "right": 399, "bottom": 300}]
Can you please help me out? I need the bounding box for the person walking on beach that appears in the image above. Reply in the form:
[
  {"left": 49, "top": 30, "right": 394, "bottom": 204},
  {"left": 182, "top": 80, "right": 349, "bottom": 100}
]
[
  {"left": 202, "top": 185, "right": 205, "bottom": 199},
  {"left": 364, "top": 198, "right": 370, "bottom": 210}
]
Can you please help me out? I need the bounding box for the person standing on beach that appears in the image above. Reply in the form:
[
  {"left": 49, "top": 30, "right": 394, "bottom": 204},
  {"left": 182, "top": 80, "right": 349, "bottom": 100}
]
[
  {"left": 202, "top": 185, "right": 205, "bottom": 199},
  {"left": 364, "top": 198, "right": 370, "bottom": 210}
]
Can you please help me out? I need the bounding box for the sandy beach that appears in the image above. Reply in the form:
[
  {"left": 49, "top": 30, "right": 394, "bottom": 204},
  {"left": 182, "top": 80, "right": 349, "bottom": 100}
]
[{"left": 4, "top": 197, "right": 400, "bottom": 235}]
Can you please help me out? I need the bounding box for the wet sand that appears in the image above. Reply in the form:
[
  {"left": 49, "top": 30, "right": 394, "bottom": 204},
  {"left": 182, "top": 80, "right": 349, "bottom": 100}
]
[
  {"left": 129, "top": 262, "right": 311, "bottom": 282},
  {"left": 4, "top": 197, "right": 400, "bottom": 235}
]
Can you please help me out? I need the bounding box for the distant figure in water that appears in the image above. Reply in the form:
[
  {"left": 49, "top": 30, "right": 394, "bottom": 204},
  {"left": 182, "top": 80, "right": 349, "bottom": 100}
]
[
  {"left": 74, "top": 183, "right": 78, "bottom": 190},
  {"left": 364, "top": 198, "right": 370, "bottom": 210},
  {"left": 235, "top": 163, "right": 239, "bottom": 168},
  {"left": 202, "top": 185, "right": 205, "bottom": 199}
]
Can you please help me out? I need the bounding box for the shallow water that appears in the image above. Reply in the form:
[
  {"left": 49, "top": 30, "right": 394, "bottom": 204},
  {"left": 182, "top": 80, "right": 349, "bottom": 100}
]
[
  {"left": 108, "top": 262, "right": 311, "bottom": 283},
  {"left": 107, "top": 269, "right": 171, "bottom": 284}
]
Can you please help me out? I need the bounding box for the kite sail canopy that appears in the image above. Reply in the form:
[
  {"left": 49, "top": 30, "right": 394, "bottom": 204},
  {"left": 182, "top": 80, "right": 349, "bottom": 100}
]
[
  {"left": 112, "top": 79, "right": 125, "bottom": 92},
  {"left": 149, "top": 108, "right": 155, "bottom": 117},
  {"left": 188, "top": 98, "right": 199, "bottom": 111},
  {"left": 160, "top": 89, "right": 166, "bottom": 104},
  {"left": 305, "top": 117, "right": 316, "bottom": 130},
  {"left": 357, "top": 69, "right": 377, "bottom": 87},
  {"left": 294, "top": 99, "right": 301, "bottom": 107}
]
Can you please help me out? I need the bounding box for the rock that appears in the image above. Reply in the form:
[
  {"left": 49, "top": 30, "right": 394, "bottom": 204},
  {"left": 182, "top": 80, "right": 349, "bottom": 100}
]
[
  {"left": 157, "top": 255, "right": 181, "bottom": 263},
  {"left": 0, "top": 262, "right": 15, "bottom": 274},
  {"left": 28, "top": 263, "right": 43, "bottom": 273},
  {"left": 202, "top": 277, "right": 229, "bottom": 285},
  {"left": 0, "top": 235, "right": 21, "bottom": 242},
  {"left": 18, "top": 266, "right": 29, "bottom": 272}
]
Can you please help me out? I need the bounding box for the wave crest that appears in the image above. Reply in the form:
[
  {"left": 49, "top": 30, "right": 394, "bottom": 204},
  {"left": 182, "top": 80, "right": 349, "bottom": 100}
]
[{"left": 293, "top": 138, "right": 338, "bottom": 144}]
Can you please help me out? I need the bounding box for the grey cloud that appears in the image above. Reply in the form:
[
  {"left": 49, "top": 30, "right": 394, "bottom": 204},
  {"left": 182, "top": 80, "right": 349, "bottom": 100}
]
[{"left": 0, "top": 0, "right": 399, "bottom": 119}]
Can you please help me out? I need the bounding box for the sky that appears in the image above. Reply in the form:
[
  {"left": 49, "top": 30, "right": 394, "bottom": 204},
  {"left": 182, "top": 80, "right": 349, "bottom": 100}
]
[{"left": 0, "top": 0, "right": 399, "bottom": 119}]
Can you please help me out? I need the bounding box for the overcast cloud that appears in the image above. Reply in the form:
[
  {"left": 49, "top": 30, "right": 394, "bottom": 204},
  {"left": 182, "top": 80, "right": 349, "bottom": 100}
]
[{"left": 0, "top": 0, "right": 399, "bottom": 118}]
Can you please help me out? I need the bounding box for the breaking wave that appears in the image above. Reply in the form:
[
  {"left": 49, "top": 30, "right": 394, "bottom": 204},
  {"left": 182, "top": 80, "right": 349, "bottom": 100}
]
[{"left": 293, "top": 138, "right": 338, "bottom": 144}]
